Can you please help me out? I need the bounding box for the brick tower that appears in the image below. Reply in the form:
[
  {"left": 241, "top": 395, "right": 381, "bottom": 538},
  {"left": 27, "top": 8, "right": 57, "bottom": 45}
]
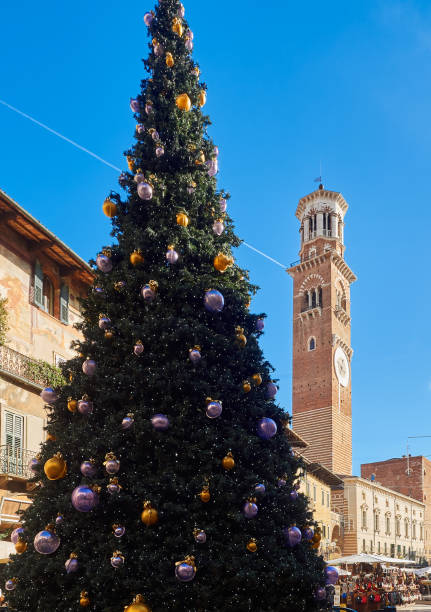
[{"left": 287, "top": 185, "right": 356, "bottom": 475}]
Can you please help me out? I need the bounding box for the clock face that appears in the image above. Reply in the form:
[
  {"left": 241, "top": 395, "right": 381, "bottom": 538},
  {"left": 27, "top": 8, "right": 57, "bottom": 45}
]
[{"left": 334, "top": 346, "right": 350, "bottom": 387}]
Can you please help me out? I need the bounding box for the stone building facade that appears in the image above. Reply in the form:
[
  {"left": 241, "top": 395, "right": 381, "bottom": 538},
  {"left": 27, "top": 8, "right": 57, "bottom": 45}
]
[
  {"left": 332, "top": 476, "right": 426, "bottom": 561},
  {"left": 361, "top": 456, "right": 431, "bottom": 562},
  {"left": 287, "top": 185, "right": 356, "bottom": 475},
  {"left": 0, "top": 189, "right": 92, "bottom": 554}
]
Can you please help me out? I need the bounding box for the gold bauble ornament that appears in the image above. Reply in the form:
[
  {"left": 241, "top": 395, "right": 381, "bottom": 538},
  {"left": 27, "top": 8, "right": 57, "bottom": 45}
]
[
  {"left": 141, "top": 501, "right": 158, "bottom": 526},
  {"left": 176, "top": 211, "right": 189, "bottom": 227},
  {"left": 195, "top": 151, "right": 205, "bottom": 165},
  {"left": 252, "top": 373, "right": 262, "bottom": 386},
  {"left": 80, "top": 591, "right": 90, "bottom": 607},
  {"left": 130, "top": 250, "right": 144, "bottom": 266},
  {"left": 176, "top": 93, "right": 191, "bottom": 111},
  {"left": 44, "top": 453, "right": 67, "bottom": 481},
  {"left": 193, "top": 66, "right": 200, "bottom": 78},
  {"left": 242, "top": 380, "right": 251, "bottom": 393},
  {"left": 46, "top": 432, "right": 56, "bottom": 442},
  {"left": 214, "top": 252, "right": 233, "bottom": 273},
  {"left": 198, "top": 90, "right": 207, "bottom": 107},
  {"left": 102, "top": 198, "right": 118, "bottom": 218},
  {"left": 104, "top": 330, "right": 114, "bottom": 340},
  {"left": 172, "top": 17, "right": 183, "bottom": 37},
  {"left": 246, "top": 538, "right": 257, "bottom": 553},
  {"left": 15, "top": 538, "right": 27, "bottom": 554},
  {"left": 235, "top": 326, "right": 247, "bottom": 348},
  {"left": 127, "top": 156, "right": 134, "bottom": 171},
  {"left": 165, "top": 52, "right": 174, "bottom": 67},
  {"left": 199, "top": 485, "right": 210, "bottom": 503},
  {"left": 222, "top": 451, "right": 235, "bottom": 470},
  {"left": 125, "top": 594, "right": 151, "bottom": 612},
  {"left": 67, "top": 397, "right": 77, "bottom": 413}
]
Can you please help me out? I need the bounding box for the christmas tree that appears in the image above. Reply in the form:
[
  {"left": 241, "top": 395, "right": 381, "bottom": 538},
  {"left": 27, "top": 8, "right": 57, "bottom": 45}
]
[{"left": 4, "top": 2, "right": 334, "bottom": 610}]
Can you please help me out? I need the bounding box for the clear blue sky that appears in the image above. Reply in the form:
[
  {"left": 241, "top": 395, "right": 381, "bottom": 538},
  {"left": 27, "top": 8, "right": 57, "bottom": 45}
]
[{"left": 1, "top": 0, "right": 431, "bottom": 474}]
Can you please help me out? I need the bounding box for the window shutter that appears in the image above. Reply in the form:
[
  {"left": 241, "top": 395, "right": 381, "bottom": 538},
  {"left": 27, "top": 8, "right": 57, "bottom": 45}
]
[
  {"left": 60, "top": 284, "right": 69, "bottom": 324},
  {"left": 26, "top": 415, "right": 44, "bottom": 453},
  {"left": 34, "top": 260, "right": 44, "bottom": 308}
]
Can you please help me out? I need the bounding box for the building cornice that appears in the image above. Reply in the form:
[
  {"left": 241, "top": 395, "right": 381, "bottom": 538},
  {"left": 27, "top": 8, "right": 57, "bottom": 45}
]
[
  {"left": 341, "top": 476, "right": 426, "bottom": 508},
  {"left": 296, "top": 188, "right": 348, "bottom": 220},
  {"left": 287, "top": 249, "right": 357, "bottom": 286}
]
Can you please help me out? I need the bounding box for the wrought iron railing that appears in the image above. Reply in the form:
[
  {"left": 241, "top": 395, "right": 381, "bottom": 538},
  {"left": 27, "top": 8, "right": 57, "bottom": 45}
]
[
  {"left": 0, "top": 345, "right": 46, "bottom": 388},
  {"left": 0, "top": 446, "right": 36, "bottom": 479}
]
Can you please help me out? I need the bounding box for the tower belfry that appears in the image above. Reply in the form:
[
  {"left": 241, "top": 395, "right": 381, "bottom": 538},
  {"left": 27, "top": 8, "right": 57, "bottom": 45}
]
[{"left": 288, "top": 185, "right": 357, "bottom": 475}]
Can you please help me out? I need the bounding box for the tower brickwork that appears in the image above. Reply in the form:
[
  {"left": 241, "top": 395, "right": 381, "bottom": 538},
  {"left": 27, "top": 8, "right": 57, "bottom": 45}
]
[{"left": 288, "top": 185, "right": 356, "bottom": 475}]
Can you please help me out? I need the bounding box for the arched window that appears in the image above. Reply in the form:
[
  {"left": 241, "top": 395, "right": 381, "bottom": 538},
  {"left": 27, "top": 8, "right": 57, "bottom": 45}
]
[
  {"left": 308, "top": 337, "right": 316, "bottom": 351},
  {"left": 43, "top": 277, "right": 54, "bottom": 316}
]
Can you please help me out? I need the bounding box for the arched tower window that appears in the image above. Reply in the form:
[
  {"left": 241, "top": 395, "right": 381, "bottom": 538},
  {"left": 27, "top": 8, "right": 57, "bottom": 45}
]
[{"left": 308, "top": 337, "right": 316, "bottom": 351}]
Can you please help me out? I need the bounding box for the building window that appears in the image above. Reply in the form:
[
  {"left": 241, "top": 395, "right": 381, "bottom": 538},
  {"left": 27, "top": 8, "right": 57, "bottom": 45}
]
[
  {"left": 327, "top": 492, "right": 330, "bottom": 507},
  {"left": 362, "top": 510, "right": 367, "bottom": 529},
  {"left": 386, "top": 515, "right": 391, "bottom": 535},
  {"left": 384, "top": 542, "right": 387, "bottom": 554},
  {"left": 377, "top": 541, "right": 380, "bottom": 553},
  {"left": 362, "top": 539, "right": 366, "bottom": 552},
  {"left": 323, "top": 525, "right": 326, "bottom": 538},
  {"left": 374, "top": 512, "right": 380, "bottom": 532},
  {"left": 396, "top": 518, "right": 401, "bottom": 537},
  {"left": 313, "top": 486, "right": 316, "bottom": 502},
  {"left": 370, "top": 540, "right": 373, "bottom": 552},
  {"left": 321, "top": 490, "right": 325, "bottom": 505},
  {"left": 420, "top": 524, "right": 424, "bottom": 541},
  {"left": 308, "top": 337, "right": 316, "bottom": 351},
  {"left": 60, "top": 284, "right": 69, "bottom": 324},
  {"left": 3, "top": 411, "right": 24, "bottom": 476},
  {"left": 405, "top": 519, "right": 409, "bottom": 538},
  {"left": 309, "top": 215, "right": 317, "bottom": 239},
  {"left": 34, "top": 260, "right": 44, "bottom": 308},
  {"left": 306, "top": 482, "right": 310, "bottom": 497},
  {"left": 43, "top": 276, "right": 54, "bottom": 316},
  {"left": 413, "top": 523, "right": 416, "bottom": 540}
]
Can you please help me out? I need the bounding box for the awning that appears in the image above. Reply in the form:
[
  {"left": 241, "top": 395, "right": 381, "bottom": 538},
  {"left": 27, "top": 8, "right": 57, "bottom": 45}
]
[{"left": 329, "top": 552, "right": 415, "bottom": 566}]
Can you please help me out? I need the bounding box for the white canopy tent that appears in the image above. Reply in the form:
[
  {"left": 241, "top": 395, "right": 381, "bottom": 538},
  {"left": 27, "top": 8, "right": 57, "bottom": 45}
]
[{"left": 329, "top": 552, "right": 415, "bottom": 566}]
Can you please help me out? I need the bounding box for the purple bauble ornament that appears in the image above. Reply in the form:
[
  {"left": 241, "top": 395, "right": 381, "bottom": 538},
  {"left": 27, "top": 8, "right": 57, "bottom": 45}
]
[
  {"left": 145, "top": 102, "right": 154, "bottom": 114},
  {"left": 114, "top": 525, "right": 125, "bottom": 538},
  {"left": 55, "top": 514, "right": 64, "bottom": 526},
  {"left": 121, "top": 414, "right": 134, "bottom": 430},
  {"left": 256, "top": 318, "right": 265, "bottom": 332},
  {"left": 98, "top": 315, "right": 111, "bottom": 330},
  {"left": 34, "top": 529, "right": 60, "bottom": 555},
  {"left": 94, "top": 285, "right": 104, "bottom": 295},
  {"left": 254, "top": 483, "right": 266, "bottom": 495},
  {"left": 194, "top": 530, "right": 206, "bottom": 544},
  {"left": 136, "top": 124, "right": 145, "bottom": 134},
  {"left": 155, "top": 145, "right": 165, "bottom": 157},
  {"left": 256, "top": 417, "right": 277, "bottom": 440},
  {"left": 189, "top": 347, "right": 201, "bottom": 363},
  {"left": 206, "top": 400, "right": 222, "bottom": 419},
  {"left": 28, "top": 456, "right": 39, "bottom": 472},
  {"left": 130, "top": 98, "right": 140, "bottom": 113},
  {"left": 315, "top": 587, "right": 326, "bottom": 601},
  {"left": 212, "top": 219, "right": 224, "bottom": 235},
  {"left": 134, "top": 341, "right": 144, "bottom": 355},
  {"left": 65, "top": 555, "right": 79, "bottom": 574},
  {"left": 266, "top": 382, "right": 278, "bottom": 399},
  {"left": 71, "top": 485, "right": 99, "bottom": 512},
  {"left": 243, "top": 500, "right": 258, "bottom": 519},
  {"left": 204, "top": 289, "right": 224, "bottom": 313},
  {"left": 177, "top": 3, "right": 185, "bottom": 17},
  {"left": 151, "top": 130, "right": 160, "bottom": 141},
  {"left": 137, "top": 181, "right": 153, "bottom": 200},
  {"left": 119, "top": 172, "right": 128, "bottom": 187},
  {"left": 219, "top": 197, "right": 227, "bottom": 213},
  {"left": 134, "top": 172, "right": 145, "bottom": 183},
  {"left": 96, "top": 253, "right": 113, "bottom": 273},
  {"left": 166, "top": 247, "right": 179, "bottom": 264},
  {"left": 80, "top": 460, "right": 97, "bottom": 478},
  {"left": 151, "top": 414, "right": 170, "bottom": 431},
  {"left": 5, "top": 579, "right": 16, "bottom": 591},
  {"left": 206, "top": 159, "right": 218, "bottom": 177},
  {"left": 284, "top": 526, "right": 302, "bottom": 547},
  {"left": 154, "top": 43, "right": 164, "bottom": 57},
  {"left": 185, "top": 39, "right": 193, "bottom": 51},
  {"left": 105, "top": 459, "right": 120, "bottom": 475},
  {"left": 187, "top": 183, "right": 196, "bottom": 194},
  {"left": 290, "top": 490, "right": 299, "bottom": 501},
  {"left": 325, "top": 566, "right": 339, "bottom": 586},
  {"left": 107, "top": 481, "right": 121, "bottom": 495},
  {"left": 82, "top": 358, "right": 96, "bottom": 376},
  {"left": 11, "top": 527, "right": 24, "bottom": 545},
  {"left": 40, "top": 387, "right": 58, "bottom": 404},
  {"left": 277, "top": 478, "right": 286, "bottom": 487},
  {"left": 303, "top": 527, "right": 314, "bottom": 540},
  {"left": 143, "top": 11, "right": 153, "bottom": 26},
  {"left": 78, "top": 397, "right": 93, "bottom": 416},
  {"left": 175, "top": 560, "right": 196, "bottom": 582},
  {"left": 141, "top": 284, "right": 156, "bottom": 303},
  {"left": 111, "top": 552, "right": 125, "bottom": 568}
]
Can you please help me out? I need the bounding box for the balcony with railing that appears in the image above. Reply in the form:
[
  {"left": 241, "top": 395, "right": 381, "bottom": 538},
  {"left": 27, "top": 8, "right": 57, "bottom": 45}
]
[
  {"left": 0, "top": 345, "right": 51, "bottom": 389},
  {"left": 0, "top": 446, "right": 36, "bottom": 482}
]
